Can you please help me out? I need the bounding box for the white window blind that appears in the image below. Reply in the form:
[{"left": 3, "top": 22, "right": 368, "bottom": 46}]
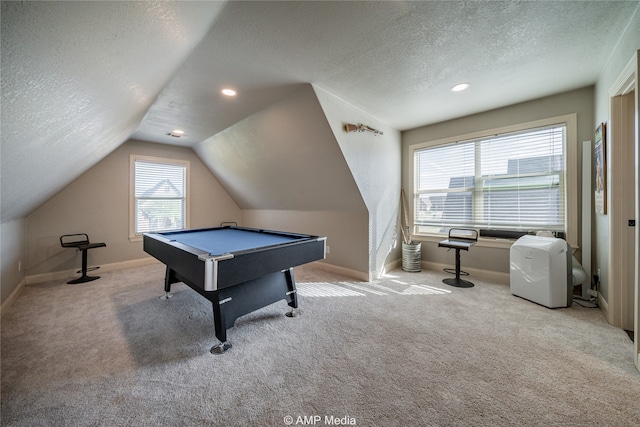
[
  {"left": 134, "top": 160, "right": 187, "bottom": 234},
  {"left": 414, "top": 124, "right": 566, "bottom": 234}
]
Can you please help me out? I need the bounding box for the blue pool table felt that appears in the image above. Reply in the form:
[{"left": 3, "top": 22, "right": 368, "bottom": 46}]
[{"left": 165, "top": 228, "right": 303, "bottom": 256}]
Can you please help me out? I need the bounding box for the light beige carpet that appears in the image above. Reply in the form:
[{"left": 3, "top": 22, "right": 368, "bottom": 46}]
[{"left": 1, "top": 262, "right": 639, "bottom": 426}]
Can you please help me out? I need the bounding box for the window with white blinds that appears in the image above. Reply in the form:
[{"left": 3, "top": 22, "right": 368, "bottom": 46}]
[
  {"left": 414, "top": 124, "right": 566, "bottom": 235},
  {"left": 130, "top": 155, "right": 189, "bottom": 237}
]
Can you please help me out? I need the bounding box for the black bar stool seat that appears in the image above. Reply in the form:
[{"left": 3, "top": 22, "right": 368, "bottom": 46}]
[
  {"left": 60, "top": 234, "right": 106, "bottom": 284},
  {"left": 438, "top": 228, "right": 478, "bottom": 288}
]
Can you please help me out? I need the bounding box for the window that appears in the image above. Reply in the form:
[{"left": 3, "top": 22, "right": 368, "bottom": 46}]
[
  {"left": 129, "top": 155, "right": 189, "bottom": 239},
  {"left": 412, "top": 117, "right": 576, "bottom": 242}
]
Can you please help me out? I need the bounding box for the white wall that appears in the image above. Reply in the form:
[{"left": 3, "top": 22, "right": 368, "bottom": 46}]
[
  {"left": 1, "top": 219, "right": 26, "bottom": 305},
  {"left": 314, "top": 87, "right": 402, "bottom": 277}
]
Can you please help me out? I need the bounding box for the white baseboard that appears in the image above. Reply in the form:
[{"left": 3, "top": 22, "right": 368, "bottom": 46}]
[
  {"left": 307, "top": 261, "right": 370, "bottom": 282},
  {"left": 382, "top": 259, "right": 402, "bottom": 276},
  {"left": 598, "top": 293, "right": 611, "bottom": 323},
  {"left": 25, "top": 257, "right": 161, "bottom": 285},
  {"left": 1, "top": 277, "right": 26, "bottom": 317},
  {"left": 307, "top": 259, "right": 510, "bottom": 284},
  {"left": 423, "top": 261, "right": 511, "bottom": 285}
]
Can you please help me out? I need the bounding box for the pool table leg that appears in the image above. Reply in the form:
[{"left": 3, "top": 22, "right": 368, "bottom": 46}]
[
  {"left": 284, "top": 268, "right": 299, "bottom": 317},
  {"left": 210, "top": 298, "right": 232, "bottom": 354},
  {"left": 210, "top": 341, "right": 232, "bottom": 354},
  {"left": 159, "top": 266, "right": 178, "bottom": 300}
]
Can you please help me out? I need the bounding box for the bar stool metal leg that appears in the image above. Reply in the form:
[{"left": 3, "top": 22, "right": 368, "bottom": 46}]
[{"left": 442, "top": 248, "right": 474, "bottom": 288}]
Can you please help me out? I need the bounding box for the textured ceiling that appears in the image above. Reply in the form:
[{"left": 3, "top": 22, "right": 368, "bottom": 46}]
[
  {"left": 132, "top": 0, "right": 639, "bottom": 147},
  {"left": 1, "top": 1, "right": 639, "bottom": 222}
]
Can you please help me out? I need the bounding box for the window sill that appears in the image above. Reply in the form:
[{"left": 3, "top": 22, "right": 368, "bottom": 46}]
[
  {"left": 129, "top": 235, "right": 142, "bottom": 243},
  {"left": 411, "top": 234, "right": 518, "bottom": 249}
]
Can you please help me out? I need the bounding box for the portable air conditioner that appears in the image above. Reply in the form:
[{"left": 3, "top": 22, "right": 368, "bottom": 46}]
[{"left": 509, "top": 235, "right": 572, "bottom": 308}]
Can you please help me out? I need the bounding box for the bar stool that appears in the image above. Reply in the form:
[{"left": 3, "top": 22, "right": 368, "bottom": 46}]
[
  {"left": 60, "top": 234, "right": 106, "bottom": 284},
  {"left": 438, "top": 228, "right": 478, "bottom": 288}
]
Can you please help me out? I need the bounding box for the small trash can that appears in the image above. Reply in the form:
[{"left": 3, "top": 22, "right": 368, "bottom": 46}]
[{"left": 402, "top": 241, "right": 422, "bottom": 272}]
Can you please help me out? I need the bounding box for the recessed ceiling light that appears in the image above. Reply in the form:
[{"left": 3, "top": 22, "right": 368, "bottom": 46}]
[
  {"left": 167, "top": 129, "right": 185, "bottom": 137},
  {"left": 221, "top": 88, "right": 237, "bottom": 96},
  {"left": 451, "top": 82, "right": 470, "bottom": 92}
]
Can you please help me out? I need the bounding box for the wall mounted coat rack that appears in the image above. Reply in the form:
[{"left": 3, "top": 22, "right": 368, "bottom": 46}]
[{"left": 344, "top": 123, "right": 383, "bottom": 136}]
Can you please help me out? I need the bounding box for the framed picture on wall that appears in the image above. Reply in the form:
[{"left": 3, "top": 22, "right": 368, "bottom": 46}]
[{"left": 594, "top": 123, "right": 606, "bottom": 215}]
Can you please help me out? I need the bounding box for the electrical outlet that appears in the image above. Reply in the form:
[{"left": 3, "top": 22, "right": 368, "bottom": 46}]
[
  {"left": 326, "top": 245, "right": 330, "bottom": 254},
  {"left": 597, "top": 268, "right": 601, "bottom": 277}
]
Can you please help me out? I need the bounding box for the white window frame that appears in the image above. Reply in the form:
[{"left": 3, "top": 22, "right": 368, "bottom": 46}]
[
  {"left": 409, "top": 114, "right": 578, "bottom": 249},
  {"left": 129, "top": 154, "right": 190, "bottom": 242}
]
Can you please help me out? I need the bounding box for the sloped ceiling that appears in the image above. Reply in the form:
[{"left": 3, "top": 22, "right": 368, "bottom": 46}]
[
  {"left": 194, "top": 84, "right": 366, "bottom": 212},
  {"left": 2, "top": 1, "right": 639, "bottom": 223},
  {"left": 0, "top": 1, "right": 226, "bottom": 223}
]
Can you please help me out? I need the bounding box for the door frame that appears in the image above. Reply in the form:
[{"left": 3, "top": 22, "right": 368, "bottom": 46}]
[{"left": 607, "top": 51, "right": 638, "bottom": 371}]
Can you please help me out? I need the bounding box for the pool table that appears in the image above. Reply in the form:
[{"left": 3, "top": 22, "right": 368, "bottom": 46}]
[{"left": 143, "top": 226, "right": 326, "bottom": 353}]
